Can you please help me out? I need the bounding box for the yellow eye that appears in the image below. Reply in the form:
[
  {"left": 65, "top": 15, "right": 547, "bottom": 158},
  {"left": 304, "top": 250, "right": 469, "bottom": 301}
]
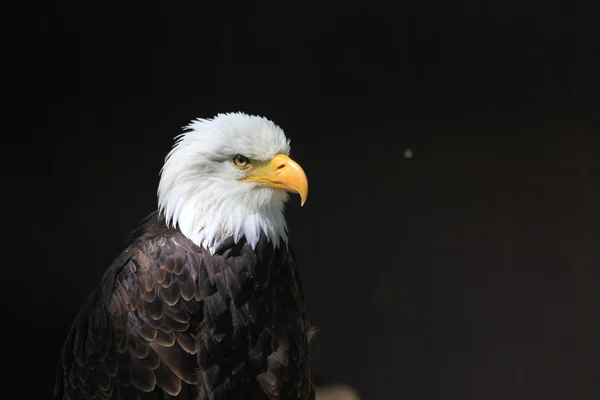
[{"left": 232, "top": 155, "right": 250, "bottom": 168}]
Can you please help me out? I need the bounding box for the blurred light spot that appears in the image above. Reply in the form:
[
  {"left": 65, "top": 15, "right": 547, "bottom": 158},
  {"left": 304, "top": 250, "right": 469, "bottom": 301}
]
[{"left": 404, "top": 149, "right": 413, "bottom": 159}]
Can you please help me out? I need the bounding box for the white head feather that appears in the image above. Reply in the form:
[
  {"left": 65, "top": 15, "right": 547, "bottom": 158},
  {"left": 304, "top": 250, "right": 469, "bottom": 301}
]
[{"left": 157, "top": 112, "right": 293, "bottom": 253}]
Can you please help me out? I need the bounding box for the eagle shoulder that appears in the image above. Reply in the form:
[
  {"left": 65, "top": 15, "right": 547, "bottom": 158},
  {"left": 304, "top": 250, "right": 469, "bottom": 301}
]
[{"left": 55, "top": 216, "right": 204, "bottom": 399}]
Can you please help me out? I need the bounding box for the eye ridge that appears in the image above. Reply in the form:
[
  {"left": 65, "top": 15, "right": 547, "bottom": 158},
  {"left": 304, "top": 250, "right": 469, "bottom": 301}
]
[{"left": 233, "top": 154, "right": 250, "bottom": 167}]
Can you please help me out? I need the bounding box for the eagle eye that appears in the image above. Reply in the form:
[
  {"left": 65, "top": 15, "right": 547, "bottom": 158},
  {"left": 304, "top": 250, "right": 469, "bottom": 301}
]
[{"left": 232, "top": 155, "right": 250, "bottom": 168}]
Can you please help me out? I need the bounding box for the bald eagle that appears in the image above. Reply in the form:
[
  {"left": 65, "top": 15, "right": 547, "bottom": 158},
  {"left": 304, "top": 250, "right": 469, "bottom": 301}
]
[{"left": 54, "top": 113, "right": 315, "bottom": 400}]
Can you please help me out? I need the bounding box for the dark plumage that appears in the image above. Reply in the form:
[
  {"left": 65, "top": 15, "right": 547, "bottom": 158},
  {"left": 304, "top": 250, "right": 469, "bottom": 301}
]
[{"left": 54, "top": 211, "right": 315, "bottom": 400}]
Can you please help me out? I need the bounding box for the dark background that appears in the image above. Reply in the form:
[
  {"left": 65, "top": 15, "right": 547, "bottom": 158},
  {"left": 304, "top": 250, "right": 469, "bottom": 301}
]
[{"left": 6, "top": 0, "right": 600, "bottom": 399}]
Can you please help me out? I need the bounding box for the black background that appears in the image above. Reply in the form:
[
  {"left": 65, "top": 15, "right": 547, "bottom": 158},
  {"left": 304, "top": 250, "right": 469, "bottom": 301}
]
[{"left": 6, "top": 0, "right": 600, "bottom": 399}]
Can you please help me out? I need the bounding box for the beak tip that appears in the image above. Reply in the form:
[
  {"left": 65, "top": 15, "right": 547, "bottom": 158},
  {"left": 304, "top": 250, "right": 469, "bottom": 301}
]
[{"left": 300, "top": 195, "right": 307, "bottom": 207}]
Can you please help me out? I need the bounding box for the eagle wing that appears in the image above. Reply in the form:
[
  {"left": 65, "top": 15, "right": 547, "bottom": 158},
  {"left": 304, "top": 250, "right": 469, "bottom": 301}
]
[
  {"left": 54, "top": 213, "right": 314, "bottom": 400},
  {"left": 54, "top": 229, "right": 208, "bottom": 400}
]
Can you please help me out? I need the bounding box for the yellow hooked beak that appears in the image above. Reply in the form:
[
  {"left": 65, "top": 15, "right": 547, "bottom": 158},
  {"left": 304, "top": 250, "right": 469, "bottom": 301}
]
[{"left": 240, "top": 154, "right": 308, "bottom": 206}]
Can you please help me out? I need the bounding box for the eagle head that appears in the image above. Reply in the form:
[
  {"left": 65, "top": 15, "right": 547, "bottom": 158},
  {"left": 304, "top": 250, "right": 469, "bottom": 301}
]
[{"left": 157, "top": 112, "right": 308, "bottom": 252}]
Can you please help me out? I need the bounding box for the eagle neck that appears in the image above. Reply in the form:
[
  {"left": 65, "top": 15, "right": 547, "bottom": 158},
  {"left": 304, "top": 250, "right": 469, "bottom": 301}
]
[{"left": 160, "top": 187, "right": 289, "bottom": 254}]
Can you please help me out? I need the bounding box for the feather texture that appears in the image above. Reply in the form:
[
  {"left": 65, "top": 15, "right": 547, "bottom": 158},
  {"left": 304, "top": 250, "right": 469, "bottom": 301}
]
[{"left": 54, "top": 211, "right": 314, "bottom": 400}]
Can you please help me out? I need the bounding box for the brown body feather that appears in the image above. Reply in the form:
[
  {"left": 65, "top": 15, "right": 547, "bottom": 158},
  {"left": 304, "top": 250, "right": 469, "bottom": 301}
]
[{"left": 54, "top": 211, "right": 314, "bottom": 400}]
